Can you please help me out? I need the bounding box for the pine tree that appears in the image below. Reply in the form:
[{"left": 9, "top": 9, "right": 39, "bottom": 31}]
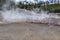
[{"left": 0, "top": 0, "right": 6, "bottom": 10}]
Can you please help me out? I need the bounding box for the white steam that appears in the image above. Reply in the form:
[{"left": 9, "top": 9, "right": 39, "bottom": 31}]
[{"left": 1, "top": 0, "right": 60, "bottom": 25}]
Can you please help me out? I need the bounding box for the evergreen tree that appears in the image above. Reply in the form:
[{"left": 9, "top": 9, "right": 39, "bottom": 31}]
[{"left": 0, "top": 0, "right": 6, "bottom": 10}]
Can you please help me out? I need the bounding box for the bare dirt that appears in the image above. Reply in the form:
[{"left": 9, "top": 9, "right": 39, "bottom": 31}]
[{"left": 0, "top": 23, "right": 60, "bottom": 40}]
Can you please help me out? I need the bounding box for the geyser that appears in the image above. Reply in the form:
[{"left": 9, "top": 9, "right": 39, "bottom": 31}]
[{"left": 0, "top": 0, "right": 60, "bottom": 25}]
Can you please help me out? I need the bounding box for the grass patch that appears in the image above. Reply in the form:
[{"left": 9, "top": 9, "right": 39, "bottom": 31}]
[
  {"left": 41, "top": 4, "right": 60, "bottom": 13},
  {"left": 41, "top": 4, "right": 60, "bottom": 10}
]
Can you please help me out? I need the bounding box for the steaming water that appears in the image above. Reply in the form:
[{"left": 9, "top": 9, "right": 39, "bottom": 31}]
[
  {"left": 1, "top": 8, "right": 49, "bottom": 23},
  {"left": 1, "top": 0, "right": 49, "bottom": 23},
  {"left": 0, "top": 0, "right": 60, "bottom": 25}
]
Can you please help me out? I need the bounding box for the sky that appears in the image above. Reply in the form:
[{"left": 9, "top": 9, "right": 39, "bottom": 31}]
[
  {"left": 14, "top": 0, "right": 47, "bottom": 3},
  {"left": 12, "top": 0, "right": 60, "bottom": 5},
  {"left": 13, "top": 0, "right": 48, "bottom": 4}
]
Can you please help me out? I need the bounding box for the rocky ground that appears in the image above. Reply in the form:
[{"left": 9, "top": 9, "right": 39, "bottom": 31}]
[
  {"left": 0, "top": 23, "right": 60, "bottom": 40},
  {"left": 0, "top": 9, "right": 60, "bottom": 40}
]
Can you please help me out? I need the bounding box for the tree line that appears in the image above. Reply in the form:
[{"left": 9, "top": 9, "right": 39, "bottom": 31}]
[
  {"left": 17, "top": 2, "right": 41, "bottom": 10},
  {"left": 0, "top": 0, "right": 41, "bottom": 10}
]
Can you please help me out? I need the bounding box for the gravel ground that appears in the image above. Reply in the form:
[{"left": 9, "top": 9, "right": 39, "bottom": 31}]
[{"left": 0, "top": 23, "right": 60, "bottom": 40}]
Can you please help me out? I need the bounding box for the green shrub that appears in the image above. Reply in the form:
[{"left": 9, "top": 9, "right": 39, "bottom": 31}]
[{"left": 17, "top": 2, "right": 41, "bottom": 10}]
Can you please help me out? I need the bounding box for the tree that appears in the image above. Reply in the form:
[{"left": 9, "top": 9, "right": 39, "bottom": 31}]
[
  {"left": 57, "top": 0, "right": 59, "bottom": 4},
  {"left": 0, "top": 0, "right": 6, "bottom": 10},
  {"left": 17, "top": 1, "right": 41, "bottom": 10},
  {"left": 0, "top": 0, "right": 6, "bottom": 6},
  {"left": 55, "top": 0, "right": 56, "bottom": 4}
]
